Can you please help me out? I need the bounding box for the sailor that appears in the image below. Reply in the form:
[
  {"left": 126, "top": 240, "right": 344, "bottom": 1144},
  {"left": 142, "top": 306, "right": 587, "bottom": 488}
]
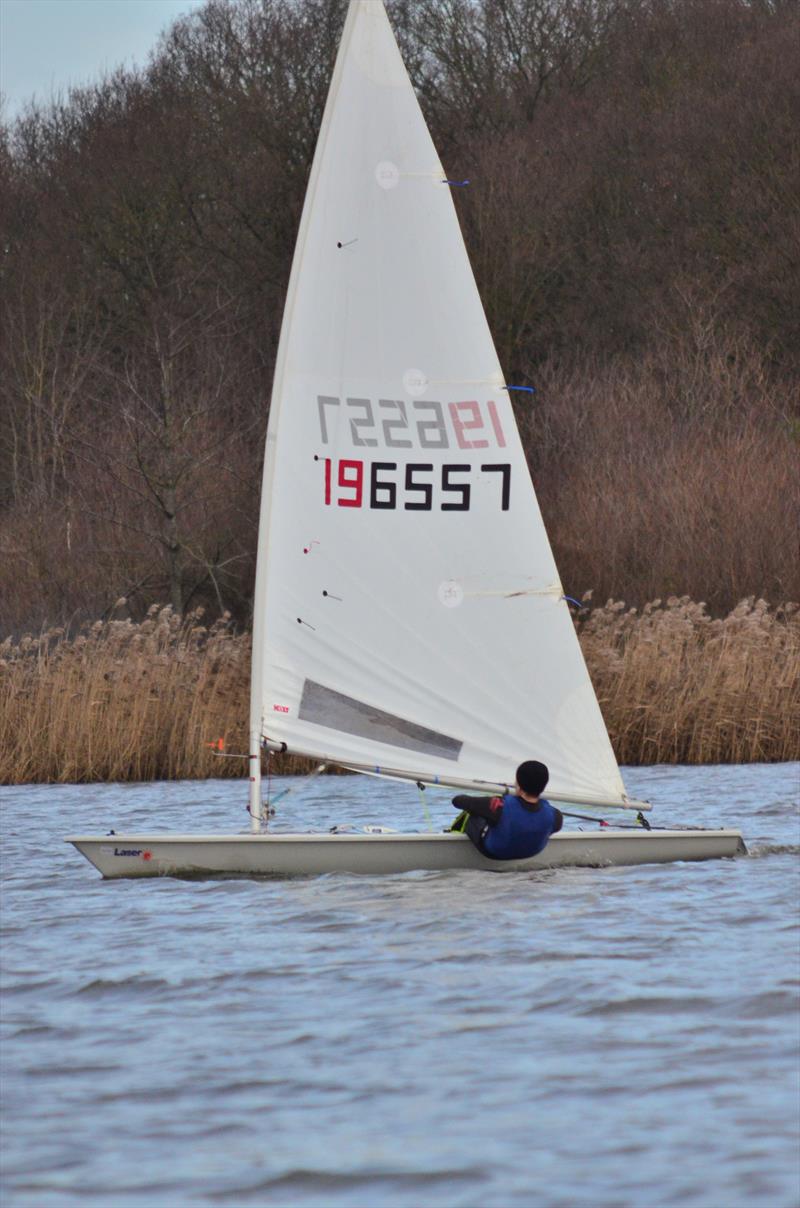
[{"left": 451, "top": 760, "right": 563, "bottom": 859}]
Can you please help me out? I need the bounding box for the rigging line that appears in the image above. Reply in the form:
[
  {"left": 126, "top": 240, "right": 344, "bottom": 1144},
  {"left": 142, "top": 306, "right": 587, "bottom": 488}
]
[
  {"left": 460, "top": 582, "right": 562, "bottom": 600},
  {"left": 416, "top": 781, "right": 434, "bottom": 833},
  {"left": 560, "top": 808, "right": 652, "bottom": 829},
  {"left": 562, "top": 809, "right": 612, "bottom": 826},
  {"left": 415, "top": 376, "right": 505, "bottom": 387},
  {"left": 267, "top": 762, "right": 328, "bottom": 811},
  {"left": 387, "top": 170, "right": 451, "bottom": 180}
]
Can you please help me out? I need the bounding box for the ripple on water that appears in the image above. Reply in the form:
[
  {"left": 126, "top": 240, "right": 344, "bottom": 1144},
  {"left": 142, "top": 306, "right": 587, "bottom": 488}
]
[
  {"left": 579, "top": 993, "right": 720, "bottom": 1017},
  {"left": 203, "top": 1166, "right": 489, "bottom": 1205},
  {"left": 1, "top": 764, "right": 799, "bottom": 1208},
  {"left": 71, "top": 976, "right": 173, "bottom": 1000}
]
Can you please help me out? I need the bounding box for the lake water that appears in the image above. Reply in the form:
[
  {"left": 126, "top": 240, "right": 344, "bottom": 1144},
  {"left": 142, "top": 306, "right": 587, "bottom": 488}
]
[{"left": 1, "top": 764, "right": 799, "bottom": 1208}]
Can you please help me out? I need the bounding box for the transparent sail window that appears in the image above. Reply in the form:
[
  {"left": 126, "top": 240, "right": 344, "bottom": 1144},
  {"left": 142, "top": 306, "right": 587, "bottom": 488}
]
[{"left": 299, "top": 680, "right": 463, "bottom": 762}]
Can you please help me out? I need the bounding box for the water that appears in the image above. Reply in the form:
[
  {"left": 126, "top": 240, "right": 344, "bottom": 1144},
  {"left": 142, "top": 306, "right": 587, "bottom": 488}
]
[{"left": 1, "top": 764, "right": 799, "bottom": 1208}]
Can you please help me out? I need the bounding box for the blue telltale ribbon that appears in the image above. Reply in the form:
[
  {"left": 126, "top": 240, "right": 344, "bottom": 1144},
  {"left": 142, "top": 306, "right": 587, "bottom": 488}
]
[
  {"left": 442, "top": 179, "right": 470, "bottom": 187},
  {"left": 503, "top": 385, "right": 536, "bottom": 394},
  {"left": 562, "top": 595, "right": 583, "bottom": 609}
]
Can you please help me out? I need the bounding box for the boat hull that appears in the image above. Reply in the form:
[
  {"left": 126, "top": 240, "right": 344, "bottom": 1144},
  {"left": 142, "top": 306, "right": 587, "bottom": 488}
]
[{"left": 66, "top": 829, "right": 747, "bottom": 879}]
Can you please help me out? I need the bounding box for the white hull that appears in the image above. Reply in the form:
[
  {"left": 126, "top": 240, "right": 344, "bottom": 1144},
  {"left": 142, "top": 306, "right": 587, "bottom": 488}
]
[{"left": 66, "top": 829, "right": 747, "bottom": 880}]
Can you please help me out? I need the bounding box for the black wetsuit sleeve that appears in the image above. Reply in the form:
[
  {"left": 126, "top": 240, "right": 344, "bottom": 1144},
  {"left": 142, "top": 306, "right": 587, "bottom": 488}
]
[
  {"left": 552, "top": 807, "right": 563, "bottom": 833},
  {"left": 451, "top": 794, "right": 504, "bottom": 825}
]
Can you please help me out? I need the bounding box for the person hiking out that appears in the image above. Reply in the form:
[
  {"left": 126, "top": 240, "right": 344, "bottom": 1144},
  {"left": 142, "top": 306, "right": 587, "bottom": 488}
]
[{"left": 451, "top": 760, "right": 563, "bottom": 860}]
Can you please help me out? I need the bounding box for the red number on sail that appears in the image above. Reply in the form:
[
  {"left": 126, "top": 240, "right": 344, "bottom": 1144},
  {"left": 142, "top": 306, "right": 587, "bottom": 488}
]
[
  {"left": 449, "top": 401, "right": 488, "bottom": 450},
  {"left": 487, "top": 401, "right": 506, "bottom": 448},
  {"left": 338, "top": 459, "right": 364, "bottom": 507}
]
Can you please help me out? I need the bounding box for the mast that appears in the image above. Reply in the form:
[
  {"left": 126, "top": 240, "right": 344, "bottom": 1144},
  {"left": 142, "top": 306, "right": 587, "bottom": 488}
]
[
  {"left": 248, "top": 727, "right": 262, "bottom": 832},
  {"left": 248, "top": 3, "right": 363, "bottom": 831}
]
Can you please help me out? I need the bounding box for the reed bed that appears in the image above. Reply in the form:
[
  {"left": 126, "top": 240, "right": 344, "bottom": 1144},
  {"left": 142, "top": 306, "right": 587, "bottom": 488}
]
[
  {"left": 0, "top": 605, "right": 317, "bottom": 785},
  {"left": 1, "top": 599, "right": 797, "bottom": 785},
  {"left": 578, "top": 596, "right": 800, "bottom": 765}
]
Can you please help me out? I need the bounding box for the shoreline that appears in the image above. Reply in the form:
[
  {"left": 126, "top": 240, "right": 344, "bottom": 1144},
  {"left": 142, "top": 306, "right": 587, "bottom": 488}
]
[{"left": 1, "top": 597, "right": 797, "bottom": 785}]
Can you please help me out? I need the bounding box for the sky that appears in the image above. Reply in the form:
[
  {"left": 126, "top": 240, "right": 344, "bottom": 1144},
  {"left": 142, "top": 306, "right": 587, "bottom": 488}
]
[{"left": 1, "top": 0, "right": 206, "bottom": 122}]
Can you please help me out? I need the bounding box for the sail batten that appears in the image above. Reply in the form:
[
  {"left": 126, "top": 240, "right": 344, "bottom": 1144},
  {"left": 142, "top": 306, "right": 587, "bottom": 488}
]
[{"left": 251, "top": 0, "right": 628, "bottom": 809}]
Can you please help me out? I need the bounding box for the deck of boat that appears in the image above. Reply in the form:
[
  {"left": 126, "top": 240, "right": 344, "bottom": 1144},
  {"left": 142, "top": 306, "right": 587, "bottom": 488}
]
[{"left": 66, "top": 828, "right": 747, "bottom": 879}]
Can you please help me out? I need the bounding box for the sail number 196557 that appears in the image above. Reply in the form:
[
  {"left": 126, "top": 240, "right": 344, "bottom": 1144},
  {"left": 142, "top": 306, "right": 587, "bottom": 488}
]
[{"left": 320, "top": 459, "right": 510, "bottom": 511}]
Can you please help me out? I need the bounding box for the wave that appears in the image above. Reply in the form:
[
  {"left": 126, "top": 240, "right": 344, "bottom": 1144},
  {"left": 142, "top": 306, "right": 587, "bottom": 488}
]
[
  {"left": 73, "top": 976, "right": 171, "bottom": 999},
  {"left": 204, "top": 1166, "right": 487, "bottom": 1202},
  {"left": 580, "top": 994, "right": 718, "bottom": 1017}
]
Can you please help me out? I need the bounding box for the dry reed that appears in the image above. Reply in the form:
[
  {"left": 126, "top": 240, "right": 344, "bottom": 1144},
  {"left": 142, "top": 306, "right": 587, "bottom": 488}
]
[
  {"left": 0, "top": 605, "right": 315, "bottom": 786},
  {"left": 577, "top": 596, "right": 800, "bottom": 765},
  {"left": 1, "top": 599, "right": 797, "bottom": 785}
]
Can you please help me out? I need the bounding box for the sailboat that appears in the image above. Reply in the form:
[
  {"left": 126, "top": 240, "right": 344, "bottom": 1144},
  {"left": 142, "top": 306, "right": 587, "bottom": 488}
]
[{"left": 68, "top": 0, "right": 745, "bottom": 879}]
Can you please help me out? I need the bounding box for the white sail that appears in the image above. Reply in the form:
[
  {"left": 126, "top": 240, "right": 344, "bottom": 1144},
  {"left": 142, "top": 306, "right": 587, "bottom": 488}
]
[{"left": 251, "top": 0, "right": 628, "bottom": 808}]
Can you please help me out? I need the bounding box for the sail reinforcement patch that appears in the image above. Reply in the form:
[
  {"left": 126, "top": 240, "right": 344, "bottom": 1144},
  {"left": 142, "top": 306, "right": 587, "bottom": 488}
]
[{"left": 299, "top": 680, "right": 462, "bottom": 761}]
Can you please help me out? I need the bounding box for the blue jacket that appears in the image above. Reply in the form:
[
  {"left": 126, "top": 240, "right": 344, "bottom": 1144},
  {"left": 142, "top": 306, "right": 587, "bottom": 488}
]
[{"left": 481, "top": 793, "right": 560, "bottom": 860}]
